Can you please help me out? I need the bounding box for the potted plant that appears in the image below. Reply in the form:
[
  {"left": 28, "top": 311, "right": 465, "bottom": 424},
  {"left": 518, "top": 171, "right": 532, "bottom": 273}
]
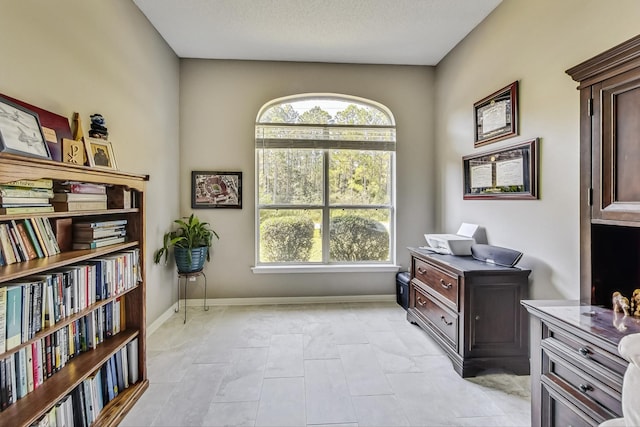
[{"left": 153, "top": 213, "right": 219, "bottom": 273}]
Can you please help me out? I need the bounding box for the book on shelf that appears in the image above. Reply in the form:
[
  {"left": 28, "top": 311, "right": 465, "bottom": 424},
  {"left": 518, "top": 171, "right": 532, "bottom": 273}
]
[
  {"left": 0, "top": 287, "right": 6, "bottom": 353},
  {"left": 54, "top": 181, "right": 107, "bottom": 195},
  {"left": 25, "top": 344, "right": 34, "bottom": 394},
  {"left": 106, "top": 187, "right": 131, "bottom": 209},
  {"left": 33, "top": 340, "right": 43, "bottom": 389},
  {"left": 5, "top": 285, "right": 23, "bottom": 350},
  {"left": 127, "top": 338, "right": 139, "bottom": 384},
  {"left": 0, "top": 196, "right": 51, "bottom": 205},
  {"left": 23, "top": 219, "right": 44, "bottom": 258},
  {"left": 2, "top": 178, "right": 53, "bottom": 189},
  {"left": 16, "top": 221, "right": 39, "bottom": 260},
  {"left": 16, "top": 347, "right": 27, "bottom": 400},
  {"left": 20, "top": 281, "right": 31, "bottom": 343},
  {"left": 6, "top": 223, "right": 24, "bottom": 262},
  {"left": 73, "top": 219, "right": 128, "bottom": 229},
  {"left": 0, "top": 224, "right": 17, "bottom": 264},
  {"left": 0, "top": 186, "right": 53, "bottom": 199},
  {"left": 72, "top": 236, "right": 125, "bottom": 250},
  {"left": 74, "top": 228, "right": 126, "bottom": 243},
  {"left": 1, "top": 358, "right": 7, "bottom": 409},
  {"left": 52, "top": 200, "right": 108, "bottom": 212},
  {"left": 38, "top": 217, "right": 61, "bottom": 255},
  {"left": 52, "top": 192, "right": 107, "bottom": 203},
  {"left": 11, "top": 220, "right": 33, "bottom": 261},
  {"left": 8, "top": 356, "right": 16, "bottom": 406},
  {"left": 0, "top": 205, "right": 54, "bottom": 215},
  {"left": 29, "top": 218, "right": 49, "bottom": 257}
]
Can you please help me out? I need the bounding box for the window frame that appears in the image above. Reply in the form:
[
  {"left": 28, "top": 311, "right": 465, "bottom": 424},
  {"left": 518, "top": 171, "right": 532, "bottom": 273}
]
[{"left": 254, "top": 94, "right": 397, "bottom": 271}]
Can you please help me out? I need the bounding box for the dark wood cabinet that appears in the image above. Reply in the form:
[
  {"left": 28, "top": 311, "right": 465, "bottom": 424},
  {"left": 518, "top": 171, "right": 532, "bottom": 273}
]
[
  {"left": 566, "top": 34, "right": 640, "bottom": 305},
  {"left": 407, "top": 248, "right": 530, "bottom": 377},
  {"left": 522, "top": 34, "right": 640, "bottom": 427},
  {"left": 522, "top": 301, "right": 640, "bottom": 427}
]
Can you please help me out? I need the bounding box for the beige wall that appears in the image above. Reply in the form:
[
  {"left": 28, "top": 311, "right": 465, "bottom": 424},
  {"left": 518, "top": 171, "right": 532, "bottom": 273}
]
[
  {"left": 180, "top": 60, "right": 435, "bottom": 298},
  {"left": 6, "top": 0, "right": 638, "bottom": 320},
  {"left": 0, "top": 0, "right": 181, "bottom": 323},
  {"left": 435, "top": 0, "right": 640, "bottom": 299}
]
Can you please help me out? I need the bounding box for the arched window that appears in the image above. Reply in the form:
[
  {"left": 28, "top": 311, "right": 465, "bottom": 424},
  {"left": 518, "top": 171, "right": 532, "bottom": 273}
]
[{"left": 255, "top": 94, "right": 396, "bottom": 267}]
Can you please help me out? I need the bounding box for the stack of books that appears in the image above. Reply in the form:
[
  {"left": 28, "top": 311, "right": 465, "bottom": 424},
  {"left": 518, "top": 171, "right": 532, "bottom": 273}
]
[
  {"left": 72, "top": 219, "right": 127, "bottom": 250},
  {"left": 0, "top": 179, "right": 54, "bottom": 215},
  {"left": 52, "top": 182, "right": 107, "bottom": 212}
]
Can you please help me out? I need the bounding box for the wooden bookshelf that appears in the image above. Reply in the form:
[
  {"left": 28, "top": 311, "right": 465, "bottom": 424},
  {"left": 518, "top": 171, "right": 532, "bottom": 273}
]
[{"left": 0, "top": 153, "right": 148, "bottom": 426}]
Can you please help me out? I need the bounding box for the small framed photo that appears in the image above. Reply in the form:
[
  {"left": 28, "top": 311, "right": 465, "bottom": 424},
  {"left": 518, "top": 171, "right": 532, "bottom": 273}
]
[
  {"left": 474, "top": 81, "right": 518, "bottom": 147},
  {"left": 463, "top": 138, "right": 538, "bottom": 200},
  {"left": 84, "top": 137, "right": 117, "bottom": 170},
  {"left": 192, "top": 171, "right": 242, "bottom": 209},
  {"left": 0, "top": 96, "right": 52, "bottom": 160}
]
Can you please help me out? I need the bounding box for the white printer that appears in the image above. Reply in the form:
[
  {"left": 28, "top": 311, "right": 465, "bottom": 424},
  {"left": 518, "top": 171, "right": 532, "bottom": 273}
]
[{"left": 424, "top": 223, "right": 480, "bottom": 256}]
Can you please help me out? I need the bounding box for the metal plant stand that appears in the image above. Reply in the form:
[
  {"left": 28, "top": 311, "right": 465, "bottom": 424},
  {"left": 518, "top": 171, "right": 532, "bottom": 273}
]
[{"left": 176, "top": 270, "right": 208, "bottom": 323}]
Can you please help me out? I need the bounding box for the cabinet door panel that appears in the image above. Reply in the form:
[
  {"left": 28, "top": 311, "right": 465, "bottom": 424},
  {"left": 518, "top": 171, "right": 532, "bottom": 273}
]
[
  {"left": 468, "top": 284, "right": 525, "bottom": 357},
  {"left": 594, "top": 69, "right": 640, "bottom": 221}
]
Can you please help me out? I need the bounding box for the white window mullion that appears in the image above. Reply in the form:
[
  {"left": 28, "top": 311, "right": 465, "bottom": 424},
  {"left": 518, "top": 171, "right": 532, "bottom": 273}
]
[{"left": 322, "top": 149, "right": 330, "bottom": 263}]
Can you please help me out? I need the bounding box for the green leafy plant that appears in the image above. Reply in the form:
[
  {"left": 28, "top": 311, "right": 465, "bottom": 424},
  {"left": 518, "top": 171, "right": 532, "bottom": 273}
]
[
  {"left": 261, "top": 215, "right": 314, "bottom": 262},
  {"left": 153, "top": 214, "right": 219, "bottom": 265},
  {"left": 329, "top": 215, "right": 389, "bottom": 261}
]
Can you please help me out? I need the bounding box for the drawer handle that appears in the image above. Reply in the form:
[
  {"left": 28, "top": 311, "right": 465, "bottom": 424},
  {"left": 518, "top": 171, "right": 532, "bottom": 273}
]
[
  {"left": 579, "top": 383, "right": 593, "bottom": 393},
  {"left": 578, "top": 347, "right": 591, "bottom": 358},
  {"left": 417, "top": 267, "right": 426, "bottom": 275},
  {"left": 440, "top": 315, "right": 453, "bottom": 326},
  {"left": 416, "top": 297, "right": 426, "bottom": 307},
  {"left": 439, "top": 278, "right": 452, "bottom": 289}
]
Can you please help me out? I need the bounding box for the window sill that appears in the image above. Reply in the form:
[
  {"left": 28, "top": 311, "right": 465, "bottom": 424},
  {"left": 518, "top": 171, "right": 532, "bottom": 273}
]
[{"left": 251, "top": 264, "right": 402, "bottom": 274}]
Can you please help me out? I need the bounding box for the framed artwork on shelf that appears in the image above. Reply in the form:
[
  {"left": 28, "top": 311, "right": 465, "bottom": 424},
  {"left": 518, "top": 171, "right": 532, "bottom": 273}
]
[
  {"left": 192, "top": 171, "right": 242, "bottom": 209},
  {"left": 1, "top": 93, "right": 73, "bottom": 162},
  {"left": 62, "top": 138, "right": 86, "bottom": 165},
  {"left": 84, "top": 137, "right": 117, "bottom": 170},
  {"left": 474, "top": 81, "right": 518, "bottom": 147},
  {"left": 0, "top": 96, "right": 52, "bottom": 160},
  {"left": 463, "top": 138, "right": 539, "bottom": 200}
]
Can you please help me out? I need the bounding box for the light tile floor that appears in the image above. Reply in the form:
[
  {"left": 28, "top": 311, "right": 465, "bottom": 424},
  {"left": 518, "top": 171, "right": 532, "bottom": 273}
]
[{"left": 121, "top": 302, "right": 531, "bottom": 427}]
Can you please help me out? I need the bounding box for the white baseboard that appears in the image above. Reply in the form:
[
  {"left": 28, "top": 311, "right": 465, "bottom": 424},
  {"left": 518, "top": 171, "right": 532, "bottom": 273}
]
[
  {"left": 147, "top": 302, "right": 178, "bottom": 337},
  {"left": 147, "top": 294, "right": 396, "bottom": 337},
  {"left": 190, "top": 294, "right": 396, "bottom": 306}
]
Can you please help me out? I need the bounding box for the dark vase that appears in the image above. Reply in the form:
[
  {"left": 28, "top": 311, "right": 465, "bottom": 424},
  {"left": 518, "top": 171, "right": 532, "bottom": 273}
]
[{"left": 174, "top": 246, "right": 208, "bottom": 273}]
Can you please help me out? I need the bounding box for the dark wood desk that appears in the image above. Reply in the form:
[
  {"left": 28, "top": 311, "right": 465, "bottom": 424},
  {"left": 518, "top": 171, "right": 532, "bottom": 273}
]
[
  {"left": 522, "top": 300, "right": 640, "bottom": 426},
  {"left": 407, "top": 248, "right": 531, "bottom": 377}
]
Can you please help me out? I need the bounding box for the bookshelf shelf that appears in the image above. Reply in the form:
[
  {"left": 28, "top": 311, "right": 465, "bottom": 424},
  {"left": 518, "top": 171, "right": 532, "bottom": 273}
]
[
  {"left": 0, "top": 208, "right": 140, "bottom": 222},
  {"left": 0, "top": 241, "right": 140, "bottom": 282},
  {"left": 0, "top": 154, "right": 148, "bottom": 426}
]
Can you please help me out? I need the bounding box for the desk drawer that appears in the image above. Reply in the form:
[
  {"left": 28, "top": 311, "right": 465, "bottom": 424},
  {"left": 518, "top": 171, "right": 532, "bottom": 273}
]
[
  {"left": 546, "top": 326, "right": 625, "bottom": 391},
  {"left": 413, "top": 285, "right": 458, "bottom": 347},
  {"left": 543, "top": 344, "right": 622, "bottom": 417},
  {"left": 541, "top": 378, "right": 601, "bottom": 427},
  {"left": 413, "top": 258, "right": 459, "bottom": 309}
]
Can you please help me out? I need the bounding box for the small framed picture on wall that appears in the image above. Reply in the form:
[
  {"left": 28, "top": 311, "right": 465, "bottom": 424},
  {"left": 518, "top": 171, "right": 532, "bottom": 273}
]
[{"left": 191, "top": 171, "right": 242, "bottom": 209}]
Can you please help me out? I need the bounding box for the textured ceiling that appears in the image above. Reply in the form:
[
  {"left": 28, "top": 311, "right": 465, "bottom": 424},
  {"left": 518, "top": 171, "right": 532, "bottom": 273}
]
[{"left": 133, "top": 0, "right": 502, "bottom": 65}]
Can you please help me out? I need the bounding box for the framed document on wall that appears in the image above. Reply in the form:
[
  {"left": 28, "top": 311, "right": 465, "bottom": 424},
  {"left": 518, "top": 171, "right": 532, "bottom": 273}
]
[
  {"left": 474, "top": 81, "right": 518, "bottom": 147},
  {"left": 463, "top": 138, "right": 538, "bottom": 200}
]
